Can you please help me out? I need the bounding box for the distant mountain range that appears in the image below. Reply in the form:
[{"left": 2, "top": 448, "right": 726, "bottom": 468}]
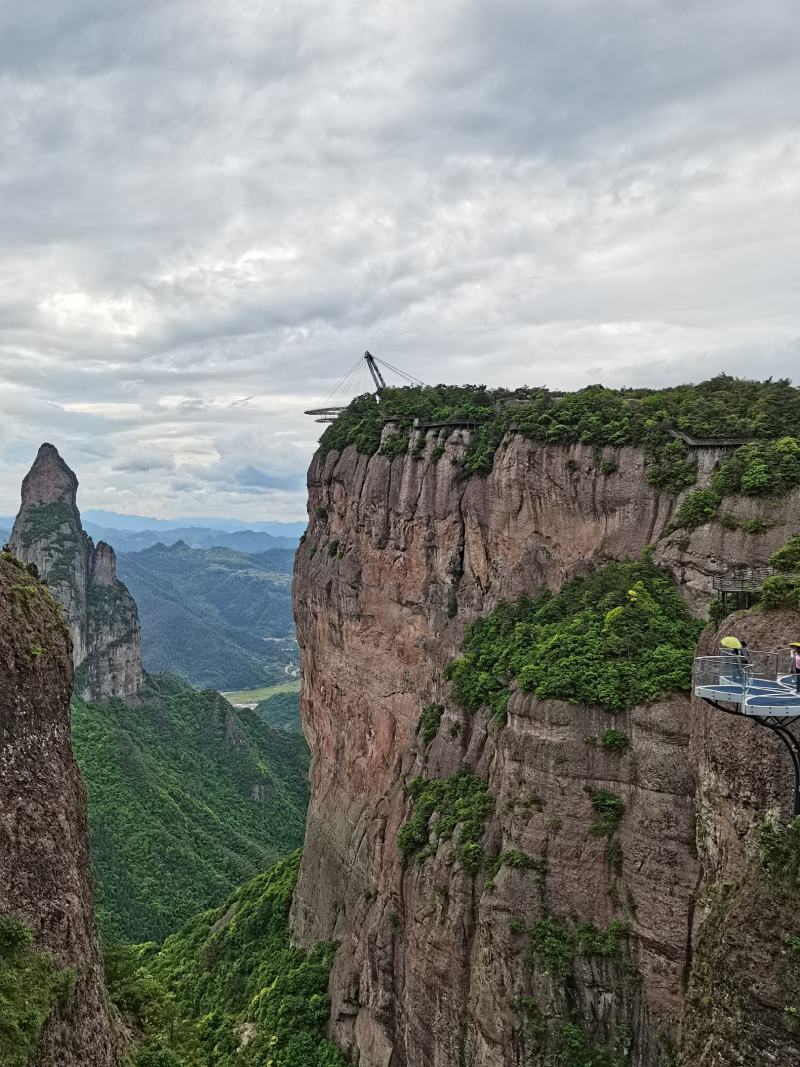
[
  {"left": 2, "top": 503, "right": 302, "bottom": 693},
  {"left": 83, "top": 522, "right": 299, "bottom": 553},
  {"left": 1, "top": 509, "right": 306, "bottom": 553},
  {"left": 117, "top": 541, "right": 298, "bottom": 691},
  {"left": 82, "top": 509, "right": 307, "bottom": 537}
]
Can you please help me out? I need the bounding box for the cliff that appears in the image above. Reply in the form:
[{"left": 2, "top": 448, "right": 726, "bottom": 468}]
[
  {"left": 292, "top": 428, "right": 800, "bottom": 1065},
  {"left": 0, "top": 553, "right": 117, "bottom": 1065},
  {"left": 9, "top": 444, "right": 144, "bottom": 702}
]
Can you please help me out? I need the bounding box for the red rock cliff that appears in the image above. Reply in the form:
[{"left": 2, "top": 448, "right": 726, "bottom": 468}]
[
  {"left": 291, "top": 428, "right": 800, "bottom": 1066},
  {"left": 0, "top": 554, "right": 117, "bottom": 1065}
]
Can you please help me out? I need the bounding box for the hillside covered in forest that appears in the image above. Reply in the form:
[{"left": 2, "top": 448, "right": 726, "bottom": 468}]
[
  {"left": 71, "top": 675, "right": 309, "bottom": 943},
  {"left": 117, "top": 542, "right": 297, "bottom": 691}
]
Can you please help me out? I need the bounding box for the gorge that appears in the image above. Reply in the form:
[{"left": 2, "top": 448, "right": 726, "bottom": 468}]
[{"left": 3, "top": 378, "right": 800, "bottom": 1066}]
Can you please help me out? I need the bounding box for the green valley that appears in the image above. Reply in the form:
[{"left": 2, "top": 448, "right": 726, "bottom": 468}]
[
  {"left": 117, "top": 542, "right": 298, "bottom": 691},
  {"left": 71, "top": 676, "right": 309, "bottom": 944},
  {"left": 105, "top": 853, "right": 345, "bottom": 1067},
  {"left": 222, "top": 678, "right": 301, "bottom": 706}
]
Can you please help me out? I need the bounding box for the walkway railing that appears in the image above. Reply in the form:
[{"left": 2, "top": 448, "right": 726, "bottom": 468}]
[{"left": 694, "top": 650, "right": 797, "bottom": 708}]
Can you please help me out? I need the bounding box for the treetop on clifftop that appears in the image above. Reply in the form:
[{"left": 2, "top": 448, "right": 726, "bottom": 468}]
[{"left": 318, "top": 374, "right": 800, "bottom": 488}]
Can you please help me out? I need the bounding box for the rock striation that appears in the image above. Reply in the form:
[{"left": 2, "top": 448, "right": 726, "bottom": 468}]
[
  {"left": 292, "top": 428, "right": 800, "bottom": 1065},
  {"left": 9, "top": 444, "right": 144, "bottom": 702},
  {"left": 0, "top": 553, "right": 117, "bottom": 1065}
]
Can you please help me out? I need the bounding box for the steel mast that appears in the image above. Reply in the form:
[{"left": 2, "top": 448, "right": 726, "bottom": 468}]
[{"left": 364, "top": 351, "right": 386, "bottom": 391}]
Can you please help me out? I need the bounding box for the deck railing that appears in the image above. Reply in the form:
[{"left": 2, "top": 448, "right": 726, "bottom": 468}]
[
  {"left": 711, "top": 566, "right": 774, "bottom": 594},
  {"left": 694, "top": 649, "right": 795, "bottom": 700}
]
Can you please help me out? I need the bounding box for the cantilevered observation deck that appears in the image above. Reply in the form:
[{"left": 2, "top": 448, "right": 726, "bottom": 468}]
[
  {"left": 695, "top": 652, "right": 800, "bottom": 717},
  {"left": 694, "top": 651, "right": 800, "bottom": 813}
]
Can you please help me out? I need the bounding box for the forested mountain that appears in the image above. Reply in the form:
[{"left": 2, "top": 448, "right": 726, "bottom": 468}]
[
  {"left": 71, "top": 675, "right": 309, "bottom": 943},
  {"left": 117, "top": 541, "right": 297, "bottom": 690},
  {"left": 105, "top": 854, "right": 344, "bottom": 1067},
  {"left": 256, "top": 689, "right": 303, "bottom": 733}
]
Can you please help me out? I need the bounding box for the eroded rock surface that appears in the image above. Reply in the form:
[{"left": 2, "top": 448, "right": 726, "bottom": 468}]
[
  {"left": 10, "top": 444, "right": 144, "bottom": 702},
  {"left": 0, "top": 554, "right": 117, "bottom": 1065},
  {"left": 292, "top": 432, "right": 800, "bottom": 1066}
]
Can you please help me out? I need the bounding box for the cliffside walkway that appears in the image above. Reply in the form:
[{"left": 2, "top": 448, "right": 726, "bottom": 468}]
[
  {"left": 694, "top": 652, "right": 800, "bottom": 718},
  {"left": 694, "top": 651, "right": 800, "bottom": 814}
]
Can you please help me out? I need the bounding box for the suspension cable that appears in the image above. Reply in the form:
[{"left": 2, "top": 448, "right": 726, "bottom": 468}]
[{"left": 372, "top": 355, "right": 426, "bottom": 386}]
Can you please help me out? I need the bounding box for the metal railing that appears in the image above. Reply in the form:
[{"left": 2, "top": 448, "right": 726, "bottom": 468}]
[
  {"left": 711, "top": 566, "right": 774, "bottom": 594},
  {"left": 694, "top": 650, "right": 796, "bottom": 701},
  {"left": 694, "top": 655, "right": 746, "bottom": 697}
]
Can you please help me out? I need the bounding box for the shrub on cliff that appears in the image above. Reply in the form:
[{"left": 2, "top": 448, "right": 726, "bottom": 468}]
[
  {"left": 318, "top": 375, "right": 800, "bottom": 484},
  {"left": 759, "top": 818, "right": 800, "bottom": 886},
  {"left": 770, "top": 535, "right": 800, "bottom": 574},
  {"left": 0, "top": 915, "right": 75, "bottom": 1067},
  {"left": 417, "top": 703, "right": 444, "bottom": 745},
  {"left": 445, "top": 560, "right": 703, "bottom": 718},
  {"left": 398, "top": 773, "right": 493, "bottom": 870},
  {"left": 759, "top": 535, "right": 800, "bottom": 610},
  {"left": 670, "top": 436, "right": 800, "bottom": 531}
]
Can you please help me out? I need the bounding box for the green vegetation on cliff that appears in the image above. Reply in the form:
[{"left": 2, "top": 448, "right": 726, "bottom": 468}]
[
  {"left": 670, "top": 436, "right": 800, "bottom": 531},
  {"left": 761, "top": 535, "right": 800, "bottom": 611},
  {"left": 445, "top": 559, "right": 703, "bottom": 719},
  {"left": 514, "top": 914, "right": 630, "bottom": 1065},
  {"left": 72, "top": 677, "right": 309, "bottom": 943},
  {"left": 319, "top": 375, "right": 800, "bottom": 484},
  {"left": 526, "top": 915, "right": 627, "bottom": 980},
  {"left": 0, "top": 915, "right": 75, "bottom": 1067},
  {"left": 107, "top": 853, "right": 345, "bottom": 1067},
  {"left": 12, "top": 500, "right": 85, "bottom": 585},
  {"left": 417, "top": 702, "right": 444, "bottom": 746},
  {"left": 398, "top": 772, "right": 493, "bottom": 871}
]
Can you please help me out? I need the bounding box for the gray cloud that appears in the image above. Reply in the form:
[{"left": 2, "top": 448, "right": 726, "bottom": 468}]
[{"left": 1, "top": 0, "right": 799, "bottom": 519}]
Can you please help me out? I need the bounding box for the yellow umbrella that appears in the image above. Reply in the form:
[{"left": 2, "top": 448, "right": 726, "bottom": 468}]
[
  {"left": 789, "top": 642, "right": 800, "bottom": 648},
  {"left": 720, "top": 636, "right": 742, "bottom": 650}
]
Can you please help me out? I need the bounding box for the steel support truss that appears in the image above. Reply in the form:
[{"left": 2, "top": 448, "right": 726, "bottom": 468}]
[{"left": 702, "top": 699, "right": 800, "bottom": 817}]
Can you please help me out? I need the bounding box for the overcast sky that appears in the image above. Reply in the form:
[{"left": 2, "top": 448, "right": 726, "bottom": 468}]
[{"left": 1, "top": 0, "right": 799, "bottom": 522}]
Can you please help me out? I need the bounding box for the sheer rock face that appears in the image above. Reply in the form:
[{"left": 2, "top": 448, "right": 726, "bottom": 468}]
[
  {"left": 655, "top": 497, "right": 800, "bottom": 614},
  {"left": 291, "top": 430, "right": 800, "bottom": 1066},
  {"left": 679, "top": 607, "right": 800, "bottom": 1067},
  {"left": 10, "top": 444, "right": 144, "bottom": 702},
  {"left": 0, "top": 556, "right": 117, "bottom": 1065}
]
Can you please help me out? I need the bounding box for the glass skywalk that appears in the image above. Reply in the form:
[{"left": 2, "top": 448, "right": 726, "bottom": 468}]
[{"left": 694, "top": 651, "right": 800, "bottom": 719}]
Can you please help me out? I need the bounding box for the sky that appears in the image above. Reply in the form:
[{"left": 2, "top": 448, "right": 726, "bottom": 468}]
[{"left": 1, "top": 0, "right": 799, "bottom": 522}]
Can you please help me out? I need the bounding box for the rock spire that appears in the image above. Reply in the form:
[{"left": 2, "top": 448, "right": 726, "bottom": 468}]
[{"left": 10, "top": 443, "right": 144, "bottom": 702}]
